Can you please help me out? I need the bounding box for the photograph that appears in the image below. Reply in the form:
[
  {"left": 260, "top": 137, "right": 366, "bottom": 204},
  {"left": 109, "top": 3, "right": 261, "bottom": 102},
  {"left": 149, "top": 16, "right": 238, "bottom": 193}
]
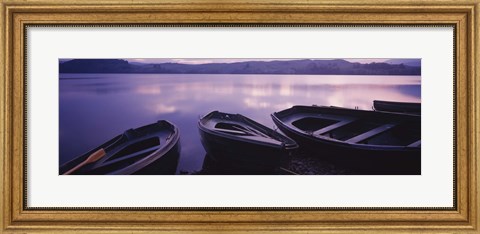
[
  {"left": 3, "top": 0, "right": 477, "bottom": 231},
  {"left": 58, "top": 58, "right": 421, "bottom": 175}
]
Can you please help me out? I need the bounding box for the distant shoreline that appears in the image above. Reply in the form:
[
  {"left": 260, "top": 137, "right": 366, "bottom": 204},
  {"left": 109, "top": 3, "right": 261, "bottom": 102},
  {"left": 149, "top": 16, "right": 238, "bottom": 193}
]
[{"left": 60, "top": 59, "right": 421, "bottom": 76}]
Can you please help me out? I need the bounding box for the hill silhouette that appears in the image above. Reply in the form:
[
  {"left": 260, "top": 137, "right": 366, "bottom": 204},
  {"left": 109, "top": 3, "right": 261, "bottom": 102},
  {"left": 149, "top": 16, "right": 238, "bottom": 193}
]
[{"left": 60, "top": 59, "right": 421, "bottom": 75}]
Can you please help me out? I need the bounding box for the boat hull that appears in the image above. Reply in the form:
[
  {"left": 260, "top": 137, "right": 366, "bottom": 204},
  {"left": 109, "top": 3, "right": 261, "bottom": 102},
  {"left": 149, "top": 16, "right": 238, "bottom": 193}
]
[
  {"left": 199, "top": 128, "right": 293, "bottom": 172},
  {"left": 198, "top": 111, "right": 298, "bottom": 172},
  {"left": 130, "top": 141, "right": 180, "bottom": 175}
]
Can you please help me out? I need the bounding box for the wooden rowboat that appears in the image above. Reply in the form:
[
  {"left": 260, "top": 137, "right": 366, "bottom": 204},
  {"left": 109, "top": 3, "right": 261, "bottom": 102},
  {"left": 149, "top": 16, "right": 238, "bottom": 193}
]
[
  {"left": 271, "top": 105, "right": 420, "bottom": 174},
  {"left": 198, "top": 111, "right": 298, "bottom": 171},
  {"left": 60, "top": 120, "right": 180, "bottom": 175}
]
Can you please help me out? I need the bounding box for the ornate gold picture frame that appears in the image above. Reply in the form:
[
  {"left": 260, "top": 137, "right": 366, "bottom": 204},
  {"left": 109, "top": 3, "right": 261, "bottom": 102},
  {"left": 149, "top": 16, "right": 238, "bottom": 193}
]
[{"left": 1, "top": 0, "right": 478, "bottom": 232}]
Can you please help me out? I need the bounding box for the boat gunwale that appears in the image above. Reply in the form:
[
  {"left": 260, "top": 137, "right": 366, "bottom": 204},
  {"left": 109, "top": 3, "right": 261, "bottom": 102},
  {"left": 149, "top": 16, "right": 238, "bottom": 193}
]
[{"left": 275, "top": 105, "right": 421, "bottom": 120}]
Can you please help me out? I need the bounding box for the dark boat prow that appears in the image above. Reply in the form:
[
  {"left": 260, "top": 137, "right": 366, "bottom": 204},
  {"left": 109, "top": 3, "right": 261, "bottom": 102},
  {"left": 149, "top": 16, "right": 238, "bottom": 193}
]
[
  {"left": 60, "top": 120, "right": 180, "bottom": 175},
  {"left": 272, "top": 105, "right": 421, "bottom": 174},
  {"left": 373, "top": 100, "right": 421, "bottom": 115},
  {"left": 198, "top": 111, "right": 298, "bottom": 172}
]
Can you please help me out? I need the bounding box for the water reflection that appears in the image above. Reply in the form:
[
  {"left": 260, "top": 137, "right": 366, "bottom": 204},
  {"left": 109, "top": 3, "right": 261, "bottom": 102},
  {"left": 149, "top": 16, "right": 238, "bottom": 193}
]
[
  {"left": 135, "top": 85, "right": 162, "bottom": 95},
  {"left": 149, "top": 103, "right": 177, "bottom": 114},
  {"left": 60, "top": 74, "right": 421, "bottom": 174}
]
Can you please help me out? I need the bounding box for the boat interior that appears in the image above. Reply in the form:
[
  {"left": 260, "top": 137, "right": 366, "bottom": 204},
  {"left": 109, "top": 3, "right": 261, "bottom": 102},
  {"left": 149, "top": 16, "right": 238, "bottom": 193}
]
[
  {"left": 201, "top": 112, "right": 291, "bottom": 145},
  {"left": 214, "top": 122, "right": 268, "bottom": 137},
  {"left": 284, "top": 112, "right": 420, "bottom": 147},
  {"left": 81, "top": 129, "right": 175, "bottom": 174}
]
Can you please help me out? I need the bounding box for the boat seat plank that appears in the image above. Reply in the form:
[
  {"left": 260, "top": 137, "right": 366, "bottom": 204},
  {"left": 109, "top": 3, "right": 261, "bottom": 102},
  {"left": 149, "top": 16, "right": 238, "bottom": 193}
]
[
  {"left": 215, "top": 128, "right": 250, "bottom": 135},
  {"left": 345, "top": 123, "right": 397, "bottom": 144},
  {"left": 284, "top": 113, "right": 349, "bottom": 125},
  {"left": 407, "top": 140, "right": 421, "bottom": 147},
  {"left": 94, "top": 145, "right": 162, "bottom": 169},
  {"left": 313, "top": 118, "right": 356, "bottom": 135},
  {"left": 242, "top": 135, "right": 282, "bottom": 145}
]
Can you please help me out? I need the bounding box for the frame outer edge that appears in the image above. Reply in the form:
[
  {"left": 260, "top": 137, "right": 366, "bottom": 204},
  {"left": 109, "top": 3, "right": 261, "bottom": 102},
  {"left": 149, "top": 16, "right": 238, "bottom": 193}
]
[
  {"left": 1, "top": 1, "right": 13, "bottom": 232},
  {"left": 2, "top": 0, "right": 480, "bottom": 233},
  {"left": 473, "top": 1, "right": 479, "bottom": 232},
  {"left": 0, "top": 0, "right": 479, "bottom": 6},
  {"left": 462, "top": 3, "right": 478, "bottom": 230},
  {"left": 0, "top": 0, "right": 5, "bottom": 232}
]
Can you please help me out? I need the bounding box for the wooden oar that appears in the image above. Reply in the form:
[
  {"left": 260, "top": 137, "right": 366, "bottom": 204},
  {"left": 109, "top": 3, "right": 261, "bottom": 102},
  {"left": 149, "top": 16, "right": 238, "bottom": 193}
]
[
  {"left": 63, "top": 148, "right": 106, "bottom": 175},
  {"left": 242, "top": 125, "right": 270, "bottom": 138},
  {"left": 231, "top": 125, "right": 262, "bottom": 137}
]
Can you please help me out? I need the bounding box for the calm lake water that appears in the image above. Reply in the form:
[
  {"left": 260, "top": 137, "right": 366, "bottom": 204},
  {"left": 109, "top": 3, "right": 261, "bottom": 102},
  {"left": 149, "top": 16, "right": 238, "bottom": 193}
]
[{"left": 59, "top": 74, "right": 421, "bottom": 174}]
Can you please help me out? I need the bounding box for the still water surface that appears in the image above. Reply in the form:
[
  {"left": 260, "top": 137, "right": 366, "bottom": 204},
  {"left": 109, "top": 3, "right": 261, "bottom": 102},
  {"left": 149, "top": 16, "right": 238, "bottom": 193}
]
[{"left": 59, "top": 74, "right": 421, "bottom": 173}]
